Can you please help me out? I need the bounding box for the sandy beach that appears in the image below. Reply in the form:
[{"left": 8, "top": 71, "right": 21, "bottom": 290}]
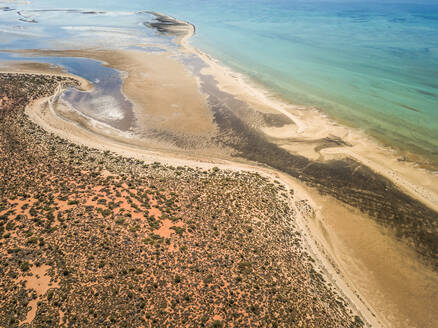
[{"left": 1, "top": 12, "right": 438, "bottom": 328}]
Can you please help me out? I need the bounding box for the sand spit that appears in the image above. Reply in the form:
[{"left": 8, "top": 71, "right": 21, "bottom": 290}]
[
  {"left": 0, "top": 73, "right": 368, "bottom": 327},
  {"left": 15, "top": 67, "right": 438, "bottom": 327}
]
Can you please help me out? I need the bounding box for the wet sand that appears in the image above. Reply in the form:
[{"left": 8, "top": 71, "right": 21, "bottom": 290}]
[
  {"left": 282, "top": 172, "right": 438, "bottom": 327},
  {"left": 3, "top": 13, "right": 438, "bottom": 328}
]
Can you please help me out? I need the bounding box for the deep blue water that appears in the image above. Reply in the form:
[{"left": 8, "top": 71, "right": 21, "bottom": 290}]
[{"left": 1, "top": 0, "right": 437, "bottom": 161}]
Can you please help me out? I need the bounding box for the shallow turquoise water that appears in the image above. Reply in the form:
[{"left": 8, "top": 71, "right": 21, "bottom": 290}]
[{"left": 1, "top": 0, "right": 437, "bottom": 162}]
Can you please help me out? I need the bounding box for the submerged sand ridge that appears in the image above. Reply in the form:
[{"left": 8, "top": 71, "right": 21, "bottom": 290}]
[{"left": 1, "top": 12, "right": 438, "bottom": 328}]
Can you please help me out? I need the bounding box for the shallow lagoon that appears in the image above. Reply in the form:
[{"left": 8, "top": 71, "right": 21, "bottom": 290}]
[{"left": 0, "top": 52, "right": 133, "bottom": 130}]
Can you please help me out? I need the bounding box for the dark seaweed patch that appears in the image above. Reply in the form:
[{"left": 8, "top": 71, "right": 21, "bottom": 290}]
[
  {"left": 208, "top": 89, "right": 438, "bottom": 269},
  {"left": 18, "top": 18, "right": 38, "bottom": 24},
  {"left": 395, "top": 102, "right": 420, "bottom": 112},
  {"left": 416, "top": 89, "right": 436, "bottom": 97},
  {"left": 144, "top": 12, "right": 194, "bottom": 36},
  {"left": 260, "top": 112, "right": 293, "bottom": 127},
  {"left": 80, "top": 11, "right": 106, "bottom": 15}
]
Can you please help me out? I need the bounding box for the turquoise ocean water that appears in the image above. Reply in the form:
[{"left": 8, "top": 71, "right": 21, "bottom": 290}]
[{"left": 1, "top": 0, "right": 437, "bottom": 163}]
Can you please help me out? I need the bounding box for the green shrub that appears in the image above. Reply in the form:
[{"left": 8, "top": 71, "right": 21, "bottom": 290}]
[
  {"left": 101, "top": 209, "right": 111, "bottom": 217},
  {"left": 170, "top": 226, "right": 185, "bottom": 235},
  {"left": 6, "top": 221, "right": 15, "bottom": 230},
  {"left": 135, "top": 268, "right": 143, "bottom": 275},
  {"left": 115, "top": 218, "right": 125, "bottom": 225},
  {"left": 20, "top": 262, "right": 30, "bottom": 271},
  {"left": 211, "top": 320, "right": 223, "bottom": 328},
  {"left": 238, "top": 261, "right": 252, "bottom": 274},
  {"left": 47, "top": 290, "right": 54, "bottom": 300},
  {"left": 203, "top": 274, "right": 213, "bottom": 284},
  {"left": 26, "top": 237, "right": 38, "bottom": 245}
]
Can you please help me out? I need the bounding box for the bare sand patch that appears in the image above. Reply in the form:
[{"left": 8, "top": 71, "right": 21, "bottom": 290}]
[
  {"left": 17, "top": 264, "right": 59, "bottom": 325},
  {"left": 154, "top": 219, "right": 184, "bottom": 239}
]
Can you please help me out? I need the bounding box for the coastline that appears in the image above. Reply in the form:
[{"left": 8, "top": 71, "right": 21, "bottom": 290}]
[
  {"left": 1, "top": 71, "right": 371, "bottom": 327},
  {"left": 21, "top": 63, "right": 438, "bottom": 327},
  {"left": 178, "top": 34, "right": 438, "bottom": 326},
  {"left": 147, "top": 12, "right": 438, "bottom": 216},
  {"left": 1, "top": 13, "right": 438, "bottom": 328},
  {"left": 23, "top": 75, "right": 379, "bottom": 328},
  {"left": 180, "top": 24, "right": 438, "bottom": 213}
]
